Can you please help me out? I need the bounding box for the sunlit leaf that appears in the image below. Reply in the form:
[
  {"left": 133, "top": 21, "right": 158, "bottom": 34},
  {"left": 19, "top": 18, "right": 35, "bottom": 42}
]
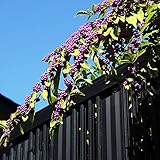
[
  {"left": 145, "top": 11, "right": 156, "bottom": 23},
  {"left": 147, "top": 62, "right": 158, "bottom": 71},
  {"left": 60, "top": 99, "right": 67, "bottom": 109},
  {"left": 50, "top": 95, "right": 57, "bottom": 104},
  {"left": 126, "top": 16, "right": 137, "bottom": 28},
  {"left": 50, "top": 120, "right": 57, "bottom": 128},
  {"left": 76, "top": 10, "right": 88, "bottom": 16},
  {"left": 80, "top": 61, "right": 90, "bottom": 70},
  {"left": 0, "top": 120, "right": 8, "bottom": 129},
  {"left": 119, "top": 15, "right": 125, "bottom": 22},
  {"left": 110, "top": 28, "right": 118, "bottom": 41},
  {"left": 127, "top": 78, "right": 133, "bottom": 82},
  {"left": 63, "top": 61, "right": 71, "bottom": 74},
  {"left": 72, "top": 49, "right": 80, "bottom": 56},
  {"left": 71, "top": 89, "right": 85, "bottom": 96},
  {"left": 20, "top": 125, "right": 24, "bottom": 135},
  {"left": 103, "top": 27, "right": 113, "bottom": 37},
  {"left": 135, "top": 8, "right": 144, "bottom": 23},
  {"left": 22, "top": 116, "right": 29, "bottom": 122},
  {"left": 136, "top": 49, "right": 146, "bottom": 58},
  {"left": 30, "top": 92, "right": 37, "bottom": 102},
  {"left": 41, "top": 90, "right": 48, "bottom": 100},
  {"left": 44, "top": 81, "right": 51, "bottom": 87},
  {"left": 143, "top": 30, "right": 158, "bottom": 39},
  {"left": 140, "top": 42, "right": 154, "bottom": 48},
  {"left": 84, "top": 79, "right": 93, "bottom": 85}
]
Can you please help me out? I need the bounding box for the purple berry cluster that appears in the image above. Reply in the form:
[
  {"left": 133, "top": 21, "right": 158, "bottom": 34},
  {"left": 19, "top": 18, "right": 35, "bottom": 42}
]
[
  {"left": 127, "top": 66, "right": 137, "bottom": 75},
  {"left": 93, "top": 19, "right": 103, "bottom": 28},
  {"left": 64, "top": 78, "right": 72, "bottom": 87},
  {"left": 134, "top": 82, "right": 141, "bottom": 91},
  {"left": 24, "top": 95, "right": 30, "bottom": 105},
  {"left": 112, "top": 0, "right": 119, "bottom": 7},
  {"left": 137, "top": 21, "right": 145, "bottom": 29},
  {"left": 6, "top": 119, "right": 13, "bottom": 128},
  {"left": 3, "top": 128, "right": 11, "bottom": 137},
  {"left": 103, "top": 58, "right": 110, "bottom": 64},
  {"left": 93, "top": 0, "right": 109, "bottom": 13},
  {"left": 49, "top": 54, "right": 65, "bottom": 71},
  {"left": 65, "top": 31, "right": 81, "bottom": 53},
  {"left": 17, "top": 105, "right": 27, "bottom": 116},
  {"left": 33, "top": 82, "right": 41, "bottom": 92},
  {"left": 58, "top": 90, "right": 67, "bottom": 100},
  {"left": 69, "top": 53, "right": 85, "bottom": 75},
  {"left": 40, "top": 71, "right": 48, "bottom": 82},
  {"left": 129, "top": 31, "right": 141, "bottom": 51},
  {"left": 52, "top": 101, "right": 62, "bottom": 120}
]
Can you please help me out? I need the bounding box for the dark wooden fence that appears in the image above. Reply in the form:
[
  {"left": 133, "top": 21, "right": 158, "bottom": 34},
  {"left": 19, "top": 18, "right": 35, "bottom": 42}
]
[{"left": 0, "top": 75, "right": 160, "bottom": 160}]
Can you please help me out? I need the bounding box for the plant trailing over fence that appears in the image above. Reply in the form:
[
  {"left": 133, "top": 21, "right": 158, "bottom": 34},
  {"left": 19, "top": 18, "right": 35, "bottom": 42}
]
[{"left": 0, "top": 0, "right": 160, "bottom": 147}]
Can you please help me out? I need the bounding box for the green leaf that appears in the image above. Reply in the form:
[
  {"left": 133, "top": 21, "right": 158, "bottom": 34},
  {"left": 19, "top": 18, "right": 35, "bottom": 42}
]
[
  {"left": 30, "top": 102, "right": 35, "bottom": 109},
  {"left": 118, "top": 59, "right": 131, "bottom": 65},
  {"left": 50, "top": 120, "right": 57, "bottom": 128},
  {"left": 63, "top": 61, "right": 71, "bottom": 74},
  {"left": 60, "top": 99, "right": 67, "bottom": 109},
  {"left": 97, "top": 48, "right": 104, "bottom": 54},
  {"left": 119, "top": 15, "right": 125, "bottom": 22},
  {"left": 136, "top": 74, "right": 146, "bottom": 81},
  {"left": 136, "top": 49, "right": 146, "bottom": 59},
  {"left": 126, "top": 16, "right": 137, "bottom": 28},
  {"left": 84, "top": 79, "right": 93, "bottom": 85},
  {"left": 20, "top": 125, "right": 24, "bottom": 135},
  {"left": 72, "top": 49, "right": 80, "bottom": 56},
  {"left": 91, "top": 74, "right": 96, "bottom": 81},
  {"left": 140, "top": 68, "right": 147, "bottom": 72},
  {"left": 147, "top": 4, "right": 157, "bottom": 15},
  {"left": 139, "top": 3, "right": 147, "bottom": 7},
  {"left": 80, "top": 61, "right": 90, "bottom": 70},
  {"left": 111, "top": 65, "right": 117, "bottom": 75},
  {"left": 28, "top": 112, "right": 35, "bottom": 124},
  {"left": 0, "top": 120, "right": 8, "bottom": 129},
  {"left": 145, "top": 11, "right": 156, "bottom": 23},
  {"left": 79, "top": 38, "right": 85, "bottom": 44},
  {"left": 10, "top": 111, "right": 19, "bottom": 119},
  {"left": 124, "top": 84, "right": 130, "bottom": 90},
  {"left": 30, "top": 92, "right": 37, "bottom": 102},
  {"left": 50, "top": 95, "right": 57, "bottom": 104},
  {"left": 71, "top": 88, "right": 85, "bottom": 96},
  {"left": 147, "top": 62, "right": 158, "bottom": 71},
  {"left": 140, "top": 23, "right": 150, "bottom": 32},
  {"left": 92, "top": 4, "right": 96, "bottom": 12},
  {"left": 76, "top": 10, "right": 88, "bottom": 16},
  {"left": 41, "top": 89, "right": 48, "bottom": 100},
  {"left": 143, "top": 30, "right": 158, "bottom": 39},
  {"left": 110, "top": 28, "right": 118, "bottom": 41},
  {"left": 140, "top": 42, "right": 154, "bottom": 48},
  {"left": 114, "top": 17, "right": 119, "bottom": 24},
  {"left": 93, "top": 55, "right": 101, "bottom": 70},
  {"left": 44, "top": 81, "right": 51, "bottom": 87},
  {"left": 22, "top": 116, "right": 29, "bottom": 122},
  {"left": 127, "top": 78, "right": 133, "bottom": 82},
  {"left": 103, "top": 27, "right": 113, "bottom": 37},
  {"left": 136, "top": 8, "right": 144, "bottom": 23},
  {"left": 98, "top": 28, "right": 104, "bottom": 34}
]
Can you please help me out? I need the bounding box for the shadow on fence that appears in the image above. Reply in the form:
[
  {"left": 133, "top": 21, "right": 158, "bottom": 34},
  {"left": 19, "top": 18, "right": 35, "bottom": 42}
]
[{"left": 0, "top": 74, "right": 160, "bottom": 160}]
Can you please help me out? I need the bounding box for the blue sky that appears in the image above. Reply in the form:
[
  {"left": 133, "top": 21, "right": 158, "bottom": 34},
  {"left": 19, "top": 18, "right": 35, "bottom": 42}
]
[{"left": 0, "top": 0, "right": 100, "bottom": 111}]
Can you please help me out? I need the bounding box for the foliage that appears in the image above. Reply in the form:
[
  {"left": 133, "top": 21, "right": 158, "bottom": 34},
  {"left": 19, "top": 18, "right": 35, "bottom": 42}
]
[{"left": 0, "top": 0, "right": 160, "bottom": 147}]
